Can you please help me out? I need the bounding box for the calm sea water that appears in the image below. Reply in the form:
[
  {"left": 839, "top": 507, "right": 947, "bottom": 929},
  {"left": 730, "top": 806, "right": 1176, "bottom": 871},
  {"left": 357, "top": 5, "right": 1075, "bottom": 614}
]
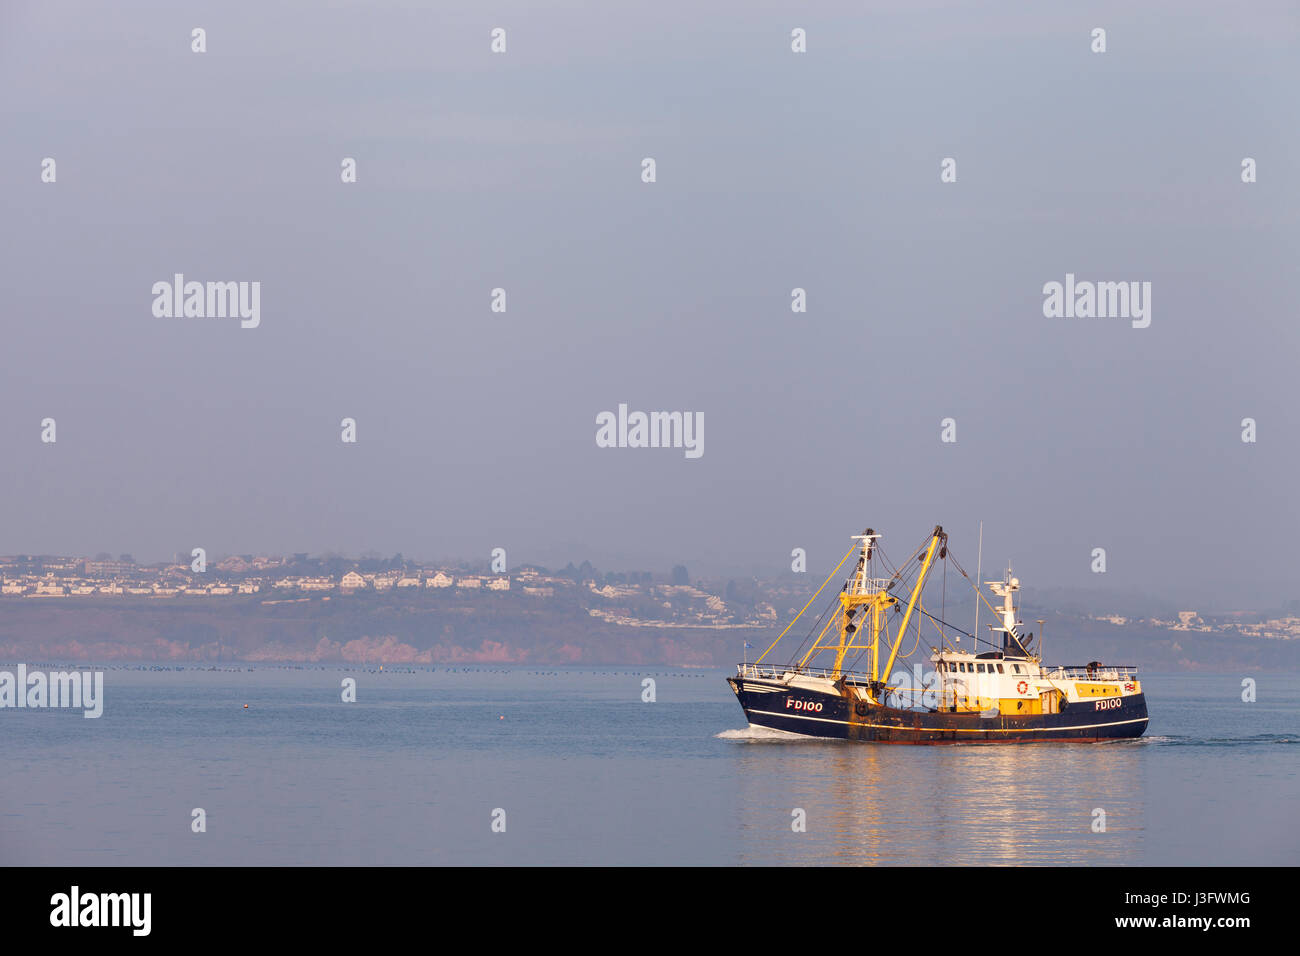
[{"left": 1, "top": 667, "right": 1295, "bottom": 865}]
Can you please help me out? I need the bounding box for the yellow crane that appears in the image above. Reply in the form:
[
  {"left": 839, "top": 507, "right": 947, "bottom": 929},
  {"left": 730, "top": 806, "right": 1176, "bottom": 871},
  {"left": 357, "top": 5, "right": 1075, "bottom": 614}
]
[{"left": 792, "top": 526, "right": 946, "bottom": 701}]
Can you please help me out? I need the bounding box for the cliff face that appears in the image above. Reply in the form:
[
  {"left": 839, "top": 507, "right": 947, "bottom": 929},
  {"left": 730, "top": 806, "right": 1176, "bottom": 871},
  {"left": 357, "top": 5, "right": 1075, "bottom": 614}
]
[
  {"left": 0, "top": 594, "right": 758, "bottom": 666},
  {"left": 0, "top": 596, "right": 1294, "bottom": 671}
]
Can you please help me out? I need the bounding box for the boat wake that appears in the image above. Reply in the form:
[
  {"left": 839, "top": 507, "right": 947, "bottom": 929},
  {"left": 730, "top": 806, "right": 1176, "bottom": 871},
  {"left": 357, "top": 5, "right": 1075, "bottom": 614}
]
[
  {"left": 1143, "top": 733, "right": 1294, "bottom": 747},
  {"left": 716, "top": 724, "right": 818, "bottom": 743}
]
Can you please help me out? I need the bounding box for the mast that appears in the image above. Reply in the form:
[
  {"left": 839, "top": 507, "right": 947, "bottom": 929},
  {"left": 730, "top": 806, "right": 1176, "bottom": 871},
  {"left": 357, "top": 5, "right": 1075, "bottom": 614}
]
[
  {"left": 829, "top": 530, "right": 884, "bottom": 679},
  {"left": 787, "top": 526, "right": 949, "bottom": 696},
  {"left": 973, "top": 522, "right": 982, "bottom": 653},
  {"left": 986, "top": 566, "right": 1028, "bottom": 657}
]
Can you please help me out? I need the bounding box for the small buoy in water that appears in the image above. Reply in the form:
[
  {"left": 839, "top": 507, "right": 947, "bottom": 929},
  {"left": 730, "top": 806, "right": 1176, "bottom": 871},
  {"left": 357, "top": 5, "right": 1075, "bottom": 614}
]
[
  {"left": 243, "top": 704, "right": 249, "bottom": 709},
  {"left": 499, "top": 715, "right": 505, "bottom": 720}
]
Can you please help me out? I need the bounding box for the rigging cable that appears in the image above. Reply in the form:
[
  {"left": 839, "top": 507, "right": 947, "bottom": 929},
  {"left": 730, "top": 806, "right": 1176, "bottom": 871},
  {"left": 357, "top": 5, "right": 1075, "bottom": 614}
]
[
  {"left": 787, "top": 593, "right": 836, "bottom": 664},
  {"left": 754, "top": 543, "right": 855, "bottom": 666},
  {"left": 945, "top": 548, "right": 1021, "bottom": 651}
]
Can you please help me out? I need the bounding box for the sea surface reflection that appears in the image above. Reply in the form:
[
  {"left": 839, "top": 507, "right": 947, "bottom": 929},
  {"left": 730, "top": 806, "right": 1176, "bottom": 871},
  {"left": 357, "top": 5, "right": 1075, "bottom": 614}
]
[{"left": 731, "top": 732, "right": 1147, "bottom": 865}]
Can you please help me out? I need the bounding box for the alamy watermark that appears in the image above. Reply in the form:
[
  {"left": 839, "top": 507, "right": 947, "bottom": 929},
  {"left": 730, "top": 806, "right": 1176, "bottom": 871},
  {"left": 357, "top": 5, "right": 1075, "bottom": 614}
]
[
  {"left": 152, "top": 274, "right": 261, "bottom": 328},
  {"left": 1042, "top": 273, "right": 1150, "bottom": 328},
  {"left": 595, "top": 404, "right": 704, "bottom": 459},
  {"left": 50, "top": 886, "right": 149, "bottom": 936},
  {"left": 0, "top": 665, "right": 104, "bottom": 718}
]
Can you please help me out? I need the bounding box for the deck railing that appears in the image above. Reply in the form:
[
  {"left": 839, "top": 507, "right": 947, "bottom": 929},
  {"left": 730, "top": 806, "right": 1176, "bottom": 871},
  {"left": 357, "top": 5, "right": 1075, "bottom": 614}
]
[
  {"left": 735, "top": 663, "right": 873, "bottom": 682},
  {"left": 1044, "top": 664, "right": 1139, "bottom": 681},
  {"left": 739, "top": 662, "right": 1139, "bottom": 684}
]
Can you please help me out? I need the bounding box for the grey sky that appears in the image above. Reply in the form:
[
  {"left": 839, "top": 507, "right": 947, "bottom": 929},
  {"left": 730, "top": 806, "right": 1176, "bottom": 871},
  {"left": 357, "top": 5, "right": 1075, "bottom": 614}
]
[{"left": 1, "top": 1, "right": 1297, "bottom": 607}]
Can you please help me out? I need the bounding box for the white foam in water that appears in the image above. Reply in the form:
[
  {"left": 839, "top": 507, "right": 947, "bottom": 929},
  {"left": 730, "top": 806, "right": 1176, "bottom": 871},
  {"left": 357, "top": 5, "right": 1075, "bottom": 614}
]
[{"left": 715, "top": 724, "right": 816, "bottom": 742}]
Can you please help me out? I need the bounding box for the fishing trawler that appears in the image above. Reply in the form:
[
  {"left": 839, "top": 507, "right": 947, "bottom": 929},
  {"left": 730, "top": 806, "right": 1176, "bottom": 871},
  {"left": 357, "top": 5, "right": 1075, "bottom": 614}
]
[{"left": 728, "top": 525, "right": 1148, "bottom": 743}]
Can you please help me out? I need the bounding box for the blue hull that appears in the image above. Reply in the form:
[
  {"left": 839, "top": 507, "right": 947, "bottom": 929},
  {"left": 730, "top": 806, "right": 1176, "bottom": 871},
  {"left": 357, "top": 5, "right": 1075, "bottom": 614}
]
[{"left": 728, "top": 677, "right": 1148, "bottom": 743}]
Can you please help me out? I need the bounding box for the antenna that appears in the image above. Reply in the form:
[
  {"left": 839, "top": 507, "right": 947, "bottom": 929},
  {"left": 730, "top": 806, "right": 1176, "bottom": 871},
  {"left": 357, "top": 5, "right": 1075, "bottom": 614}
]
[
  {"left": 1036, "top": 619, "right": 1046, "bottom": 662},
  {"left": 973, "top": 522, "right": 983, "bottom": 650}
]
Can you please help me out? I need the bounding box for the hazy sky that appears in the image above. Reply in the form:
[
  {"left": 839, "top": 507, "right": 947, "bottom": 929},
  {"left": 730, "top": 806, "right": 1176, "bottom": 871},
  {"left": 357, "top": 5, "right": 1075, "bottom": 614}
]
[{"left": 2, "top": 1, "right": 1297, "bottom": 607}]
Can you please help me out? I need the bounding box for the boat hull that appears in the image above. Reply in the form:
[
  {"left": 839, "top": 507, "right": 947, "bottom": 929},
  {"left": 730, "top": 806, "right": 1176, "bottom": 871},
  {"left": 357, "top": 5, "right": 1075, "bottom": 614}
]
[{"left": 727, "top": 677, "right": 1148, "bottom": 744}]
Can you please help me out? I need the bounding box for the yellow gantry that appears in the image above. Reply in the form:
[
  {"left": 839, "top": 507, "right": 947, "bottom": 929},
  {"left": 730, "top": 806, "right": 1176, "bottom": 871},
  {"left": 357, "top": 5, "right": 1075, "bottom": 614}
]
[
  {"left": 794, "top": 526, "right": 945, "bottom": 703},
  {"left": 830, "top": 588, "right": 896, "bottom": 681},
  {"left": 769, "top": 526, "right": 948, "bottom": 705},
  {"left": 878, "top": 528, "right": 944, "bottom": 686}
]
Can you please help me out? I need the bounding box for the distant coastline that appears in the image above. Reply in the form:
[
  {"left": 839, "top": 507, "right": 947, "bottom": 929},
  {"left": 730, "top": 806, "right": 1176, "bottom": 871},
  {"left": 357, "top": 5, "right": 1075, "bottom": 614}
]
[{"left": 2, "top": 553, "right": 1297, "bottom": 670}]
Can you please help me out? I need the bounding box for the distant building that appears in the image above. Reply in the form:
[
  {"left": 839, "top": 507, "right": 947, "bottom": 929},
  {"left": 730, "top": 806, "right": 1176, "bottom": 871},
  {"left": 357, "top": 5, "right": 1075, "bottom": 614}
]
[
  {"left": 426, "top": 572, "right": 454, "bottom": 588},
  {"left": 658, "top": 584, "right": 707, "bottom": 599},
  {"left": 486, "top": 577, "right": 510, "bottom": 591},
  {"left": 457, "top": 577, "right": 482, "bottom": 589},
  {"left": 340, "top": 571, "right": 367, "bottom": 590},
  {"left": 39, "top": 557, "right": 82, "bottom": 572},
  {"left": 85, "top": 559, "right": 137, "bottom": 578}
]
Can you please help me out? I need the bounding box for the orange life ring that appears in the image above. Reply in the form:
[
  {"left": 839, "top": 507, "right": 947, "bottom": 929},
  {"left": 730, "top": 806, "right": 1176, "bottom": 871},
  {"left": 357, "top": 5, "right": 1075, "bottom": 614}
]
[{"left": 1016, "top": 680, "right": 1029, "bottom": 694}]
